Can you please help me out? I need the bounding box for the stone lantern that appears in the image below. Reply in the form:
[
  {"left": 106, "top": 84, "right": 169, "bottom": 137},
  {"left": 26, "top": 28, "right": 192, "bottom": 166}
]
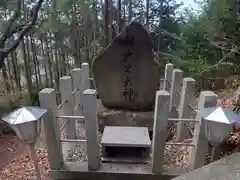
[
  {"left": 2, "top": 106, "right": 47, "bottom": 180},
  {"left": 201, "top": 107, "right": 240, "bottom": 146},
  {"left": 200, "top": 106, "right": 240, "bottom": 161}
]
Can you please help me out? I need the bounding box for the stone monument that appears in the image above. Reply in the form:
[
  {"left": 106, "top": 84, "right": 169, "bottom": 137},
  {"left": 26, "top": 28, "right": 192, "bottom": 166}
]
[{"left": 92, "top": 21, "right": 161, "bottom": 111}]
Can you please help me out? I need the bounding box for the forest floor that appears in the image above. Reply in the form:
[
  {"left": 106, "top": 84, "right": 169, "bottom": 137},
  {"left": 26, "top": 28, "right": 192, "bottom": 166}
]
[
  {"left": 0, "top": 88, "right": 239, "bottom": 179},
  {"left": 0, "top": 131, "right": 50, "bottom": 180}
]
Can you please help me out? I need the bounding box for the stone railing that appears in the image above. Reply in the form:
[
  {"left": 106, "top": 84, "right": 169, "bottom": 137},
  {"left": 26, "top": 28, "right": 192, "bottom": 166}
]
[{"left": 38, "top": 62, "right": 224, "bottom": 178}]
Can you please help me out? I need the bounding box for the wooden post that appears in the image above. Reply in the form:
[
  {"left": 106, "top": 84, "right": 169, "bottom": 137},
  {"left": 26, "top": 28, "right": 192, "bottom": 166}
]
[
  {"left": 82, "top": 63, "right": 90, "bottom": 91},
  {"left": 39, "top": 88, "right": 63, "bottom": 169},
  {"left": 176, "top": 77, "right": 196, "bottom": 141},
  {"left": 163, "top": 63, "right": 173, "bottom": 92},
  {"left": 170, "top": 69, "right": 183, "bottom": 110},
  {"left": 152, "top": 90, "right": 170, "bottom": 173},
  {"left": 83, "top": 89, "right": 100, "bottom": 171},
  {"left": 189, "top": 91, "right": 218, "bottom": 169},
  {"left": 60, "top": 76, "right": 76, "bottom": 139},
  {"left": 72, "top": 68, "right": 83, "bottom": 115}
]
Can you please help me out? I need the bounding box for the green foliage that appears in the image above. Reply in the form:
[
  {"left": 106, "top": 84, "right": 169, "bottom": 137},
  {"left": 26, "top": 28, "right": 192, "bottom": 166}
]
[
  {"left": 150, "top": 0, "right": 181, "bottom": 53},
  {"left": 2, "top": 0, "right": 240, "bottom": 108},
  {"left": 0, "top": 0, "right": 18, "bottom": 10},
  {"left": 173, "top": 0, "right": 240, "bottom": 80}
]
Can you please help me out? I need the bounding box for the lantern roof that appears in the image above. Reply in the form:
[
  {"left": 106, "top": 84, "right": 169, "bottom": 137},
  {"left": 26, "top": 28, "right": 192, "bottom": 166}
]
[
  {"left": 201, "top": 107, "right": 240, "bottom": 124},
  {"left": 2, "top": 106, "right": 47, "bottom": 125}
]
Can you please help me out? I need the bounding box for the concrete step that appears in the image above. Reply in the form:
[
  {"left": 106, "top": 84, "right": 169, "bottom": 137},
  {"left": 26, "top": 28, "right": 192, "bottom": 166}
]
[{"left": 101, "top": 156, "right": 150, "bottom": 164}]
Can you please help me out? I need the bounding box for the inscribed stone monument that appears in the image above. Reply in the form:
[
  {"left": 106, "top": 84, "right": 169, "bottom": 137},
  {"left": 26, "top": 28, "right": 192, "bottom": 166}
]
[{"left": 92, "top": 21, "right": 160, "bottom": 111}]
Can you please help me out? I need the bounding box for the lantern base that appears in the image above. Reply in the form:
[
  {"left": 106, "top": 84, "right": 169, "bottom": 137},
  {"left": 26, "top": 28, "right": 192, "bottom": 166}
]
[{"left": 28, "top": 143, "right": 41, "bottom": 180}]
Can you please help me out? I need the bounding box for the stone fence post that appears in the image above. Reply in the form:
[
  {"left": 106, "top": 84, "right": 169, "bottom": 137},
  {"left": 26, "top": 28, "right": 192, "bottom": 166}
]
[
  {"left": 152, "top": 90, "right": 170, "bottom": 173},
  {"left": 72, "top": 68, "right": 83, "bottom": 115},
  {"left": 60, "top": 76, "right": 76, "bottom": 139},
  {"left": 83, "top": 89, "right": 100, "bottom": 171},
  {"left": 176, "top": 77, "right": 196, "bottom": 141},
  {"left": 82, "top": 63, "right": 90, "bottom": 91},
  {"left": 189, "top": 91, "right": 218, "bottom": 169},
  {"left": 39, "top": 88, "right": 63, "bottom": 169},
  {"left": 169, "top": 69, "right": 183, "bottom": 111},
  {"left": 163, "top": 63, "right": 173, "bottom": 92},
  {"left": 234, "top": 90, "right": 240, "bottom": 106}
]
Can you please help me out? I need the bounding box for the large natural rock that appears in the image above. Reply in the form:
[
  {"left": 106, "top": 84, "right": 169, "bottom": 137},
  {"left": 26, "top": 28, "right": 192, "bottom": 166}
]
[{"left": 92, "top": 21, "right": 161, "bottom": 111}]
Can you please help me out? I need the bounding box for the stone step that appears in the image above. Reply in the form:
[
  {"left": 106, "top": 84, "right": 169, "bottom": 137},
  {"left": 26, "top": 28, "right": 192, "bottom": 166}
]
[{"left": 101, "top": 156, "right": 150, "bottom": 164}]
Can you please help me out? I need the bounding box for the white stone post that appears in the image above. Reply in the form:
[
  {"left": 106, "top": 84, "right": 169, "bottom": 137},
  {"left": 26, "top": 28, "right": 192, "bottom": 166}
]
[
  {"left": 189, "top": 91, "right": 218, "bottom": 169},
  {"left": 82, "top": 63, "right": 90, "bottom": 91},
  {"left": 152, "top": 90, "right": 170, "bottom": 173},
  {"left": 163, "top": 63, "right": 174, "bottom": 92},
  {"left": 170, "top": 69, "right": 183, "bottom": 111},
  {"left": 60, "top": 76, "right": 76, "bottom": 139},
  {"left": 39, "top": 88, "right": 63, "bottom": 169},
  {"left": 72, "top": 68, "right": 83, "bottom": 115},
  {"left": 176, "top": 77, "right": 196, "bottom": 141},
  {"left": 83, "top": 89, "right": 100, "bottom": 170},
  {"left": 235, "top": 90, "right": 240, "bottom": 105}
]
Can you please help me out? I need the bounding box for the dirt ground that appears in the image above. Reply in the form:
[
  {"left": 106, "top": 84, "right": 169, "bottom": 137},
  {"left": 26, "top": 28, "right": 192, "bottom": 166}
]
[
  {"left": 0, "top": 134, "right": 26, "bottom": 170},
  {"left": 0, "top": 131, "right": 50, "bottom": 180}
]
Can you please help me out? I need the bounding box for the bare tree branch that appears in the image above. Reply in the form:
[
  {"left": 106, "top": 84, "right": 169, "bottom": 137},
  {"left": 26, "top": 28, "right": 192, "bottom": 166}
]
[
  {"left": 4, "top": 0, "right": 44, "bottom": 55},
  {"left": 0, "top": 0, "right": 44, "bottom": 69},
  {"left": 193, "top": 45, "right": 240, "bottom": 77},
  {"left": 0, "top": 0, "right": 21, "bottom": 46},
  {"left": 210, "top": 40, "right": 240, "bottom": 55},
  {"left": 3, "top": 24, "right": 26, "bottom": 41}
]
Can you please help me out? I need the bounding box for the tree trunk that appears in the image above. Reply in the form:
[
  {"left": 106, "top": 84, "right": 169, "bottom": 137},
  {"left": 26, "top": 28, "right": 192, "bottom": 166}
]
[
  {"left": 52, "top": 34, "right": 60, "bottom": 90},
  {"left": 44, "top": 35, "right": 53, "bottom": 88},
  {"left": 117, "top": 0, "right": 122, "bottom": 33},
  {"left": 60, "top": 39, "right": 66, "bottom": 75},
  {"left": 40, "top": 38, "right": 49, "bottom": 87},
  {"left": 6, "top": 56, "right": 14, "bottom": 91},
  {"left": 128, "top": 0, "right": 132, "bottom": 22},
  {"left": 30, "top": 33, "right": 40, "bottom": 91},
  {"left": 104, "top": 0, "right": 109, "bottom": 46},
  {"left": 11, "top": 50, "right": 21, "bottom": 90},
  {"left": 72, "top": 4, "right": 81, "bottom": 67},
  {"left": 21, "top": 40, "right": 33, "bottom": 102},
  {"left": 157, "top": 0, "right": 163, "bottom": 54},
  {"left": 145, "top": 0, "right": 150, "bottom": 30},
  {"left": 2, "top": 61, "right": 12, "bottom": 108}
]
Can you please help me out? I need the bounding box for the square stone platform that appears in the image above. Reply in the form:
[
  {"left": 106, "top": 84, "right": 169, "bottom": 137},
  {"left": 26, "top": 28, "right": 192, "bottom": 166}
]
[
  {"left": 101, "top": 126, "right": 151, "bottom": 147},
  {"left": 101, "top": 126, "right": 151, "bottom": 163}
]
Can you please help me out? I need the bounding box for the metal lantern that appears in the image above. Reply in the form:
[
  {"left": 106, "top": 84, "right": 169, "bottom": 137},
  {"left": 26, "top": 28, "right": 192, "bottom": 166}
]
[
  {"left": 201, "top": 107, "right": 240, "bottom": 146},
  {"left": 2, "top": 107, "right": 47, "bottom": 144},
  {"left": 2, "top": 106, "right": 47, "bottom": 180}
]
